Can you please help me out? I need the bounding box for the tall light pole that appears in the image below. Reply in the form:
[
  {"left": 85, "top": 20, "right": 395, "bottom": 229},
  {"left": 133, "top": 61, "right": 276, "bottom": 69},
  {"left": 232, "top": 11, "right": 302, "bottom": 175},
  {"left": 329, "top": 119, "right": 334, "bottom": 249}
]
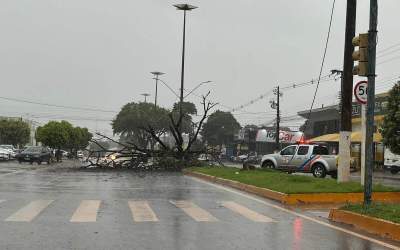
[
  {"left": 173, "top": 3, "right": 198, "bottom": 117},
  {"left": 150, "top": 71, "right": 165, "bottom": 107},
  {"left": 141, "top": 93, "right": 150, "bottom": 103}
]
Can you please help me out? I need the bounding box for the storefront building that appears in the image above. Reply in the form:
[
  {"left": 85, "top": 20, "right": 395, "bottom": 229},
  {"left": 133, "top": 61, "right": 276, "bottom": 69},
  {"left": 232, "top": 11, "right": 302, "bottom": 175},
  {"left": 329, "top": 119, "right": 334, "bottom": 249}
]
[{"left": 297, "top": 92, "right": 389, "bottom": 168}]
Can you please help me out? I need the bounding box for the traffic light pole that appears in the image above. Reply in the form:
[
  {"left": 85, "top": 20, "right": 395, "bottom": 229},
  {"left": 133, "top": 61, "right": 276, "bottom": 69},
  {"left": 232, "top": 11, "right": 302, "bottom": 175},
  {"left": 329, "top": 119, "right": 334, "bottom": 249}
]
[
  {"left": 338, "top": 0, "right": 357, "bottom": 183},
  {"left": 364, "top": 0, "right": 378, "bottom": 206}
]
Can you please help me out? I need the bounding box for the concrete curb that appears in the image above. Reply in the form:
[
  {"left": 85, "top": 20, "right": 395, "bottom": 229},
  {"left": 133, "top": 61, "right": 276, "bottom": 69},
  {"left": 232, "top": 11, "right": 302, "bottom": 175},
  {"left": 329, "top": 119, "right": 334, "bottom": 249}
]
[
  {"left": 329, "top": 209, "right": 400, "bottom": 241},
  {"left": 184, "top": 170, "right": 400, "bottom": 205},
  {"left": 183, "top": 170, "right": 287, "bottom": 203}
]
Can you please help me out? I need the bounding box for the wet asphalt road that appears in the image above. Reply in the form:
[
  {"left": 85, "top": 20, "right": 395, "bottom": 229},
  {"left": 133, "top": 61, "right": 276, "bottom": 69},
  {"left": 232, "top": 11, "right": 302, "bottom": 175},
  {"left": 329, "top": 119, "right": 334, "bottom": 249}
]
[{"left": 0, "top": 161, "right": 399, "bottom": 250}]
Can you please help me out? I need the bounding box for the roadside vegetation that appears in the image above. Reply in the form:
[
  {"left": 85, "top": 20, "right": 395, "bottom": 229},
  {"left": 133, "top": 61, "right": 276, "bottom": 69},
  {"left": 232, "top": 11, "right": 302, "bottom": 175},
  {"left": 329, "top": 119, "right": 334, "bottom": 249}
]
[
  {"left": 343, "top": 203, "right": 400, "bottom": 224},
  {"left": 36, "top": 120, "right": 92, "bottom": 156},
  {"left": 188, "top": 167, "right": 398, "bottom": 194},
  {"left": 0, "top": 119, "right": 30, "bottom": 147}
]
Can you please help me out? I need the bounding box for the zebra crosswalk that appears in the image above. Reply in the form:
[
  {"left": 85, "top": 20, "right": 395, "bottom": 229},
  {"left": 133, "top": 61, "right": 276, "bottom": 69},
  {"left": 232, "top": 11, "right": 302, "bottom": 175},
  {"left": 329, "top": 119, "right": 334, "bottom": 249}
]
[
  {"left": 70, "top": 200, "right": 101, "bottom": 222},
  {"left": 5, "top": 200, "right": 54, "bottom": 222},
  {"left": 0, "top": 199, "right": 276, "bottom": 224}
]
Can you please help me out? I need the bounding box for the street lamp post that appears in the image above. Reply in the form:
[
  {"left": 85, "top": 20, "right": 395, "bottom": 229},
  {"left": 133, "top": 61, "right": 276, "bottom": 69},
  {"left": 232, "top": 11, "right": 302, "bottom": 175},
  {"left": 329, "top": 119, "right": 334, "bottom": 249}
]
[
  {"left": 173, "top": 3, "right": 198, "bottom": 117},
  {"left": 150, "top": 71, "right": 165, "bottom": 107},
  {"left": 141, "top": 93, "right": 150, "bottom": 103}
]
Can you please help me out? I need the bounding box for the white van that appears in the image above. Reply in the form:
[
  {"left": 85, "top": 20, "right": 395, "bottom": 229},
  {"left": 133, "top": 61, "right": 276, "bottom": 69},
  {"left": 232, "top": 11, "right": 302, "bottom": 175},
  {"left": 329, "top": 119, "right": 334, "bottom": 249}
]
[{"left": 384, "top": 148, "right": 400, "bottom": 174}]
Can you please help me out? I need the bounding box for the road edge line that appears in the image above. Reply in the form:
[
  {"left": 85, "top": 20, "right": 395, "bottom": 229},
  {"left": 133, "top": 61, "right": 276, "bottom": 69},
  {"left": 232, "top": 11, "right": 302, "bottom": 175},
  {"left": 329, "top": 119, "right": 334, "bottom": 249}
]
[{"left": 186, "top": 175, "right": 400, "bottom": 250}]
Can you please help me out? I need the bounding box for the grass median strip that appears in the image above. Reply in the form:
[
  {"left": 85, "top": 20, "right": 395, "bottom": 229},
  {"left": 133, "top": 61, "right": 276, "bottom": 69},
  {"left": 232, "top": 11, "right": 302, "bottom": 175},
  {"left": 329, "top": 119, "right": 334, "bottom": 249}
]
[
  {"left": 187, "top": 167, "right": 398, "bottom": 194},
  {"left": 343, "top": 203, "right": 400, "bottom": 224}
]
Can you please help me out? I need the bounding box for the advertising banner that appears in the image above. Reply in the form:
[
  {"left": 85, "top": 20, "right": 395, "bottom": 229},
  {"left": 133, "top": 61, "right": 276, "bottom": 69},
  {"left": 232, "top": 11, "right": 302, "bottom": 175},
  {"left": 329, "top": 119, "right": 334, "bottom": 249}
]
[{"left": 256, "top": 129, "right": 303, "bottom": 144}]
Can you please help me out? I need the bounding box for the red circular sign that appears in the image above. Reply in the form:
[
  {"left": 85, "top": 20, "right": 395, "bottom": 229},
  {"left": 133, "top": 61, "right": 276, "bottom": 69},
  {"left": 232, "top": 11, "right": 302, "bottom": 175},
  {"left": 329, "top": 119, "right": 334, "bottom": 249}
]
[{"left": 354, "top": 81, "right": 368, "bottom": 104}]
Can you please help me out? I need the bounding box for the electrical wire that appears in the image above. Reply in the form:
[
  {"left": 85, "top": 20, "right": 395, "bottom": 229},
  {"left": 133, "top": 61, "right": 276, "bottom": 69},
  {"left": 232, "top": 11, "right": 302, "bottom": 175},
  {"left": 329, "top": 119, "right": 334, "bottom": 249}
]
[
  {"left": 303, "top": 0, "right": 336, "bottom": 133},
  {"left": 0, "top": 95, "right": 118, "bottom": 113}
]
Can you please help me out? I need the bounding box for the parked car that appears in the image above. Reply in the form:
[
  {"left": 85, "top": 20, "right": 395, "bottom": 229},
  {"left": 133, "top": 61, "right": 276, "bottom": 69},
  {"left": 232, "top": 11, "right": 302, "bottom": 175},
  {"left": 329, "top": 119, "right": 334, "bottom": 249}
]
[
  {"left": 261, "top": 144, "right": 339, "bottom": 178},
  {"left": 0, "top": 148, "right": 11, "bottom": 161},
  {"left": 0, "top": 145, "right": 17, "bottom": 158},
  {"left": 198, "top": 154, "right": 214, "bottom": 162},
  {"left": 77, "top": 151, "right": 84, "bottom": 158},
  {"left": 243, "top": 155, "right": 262, "bottom": 169},
  {"left": 60, "top": 150, "right": 70, "bottom": 158},
  {"left": 16, "top": 146, "right": 51, "bottom": 164},
  {"left": 384, "top": 148, "right": 400, "bottom": 175}
]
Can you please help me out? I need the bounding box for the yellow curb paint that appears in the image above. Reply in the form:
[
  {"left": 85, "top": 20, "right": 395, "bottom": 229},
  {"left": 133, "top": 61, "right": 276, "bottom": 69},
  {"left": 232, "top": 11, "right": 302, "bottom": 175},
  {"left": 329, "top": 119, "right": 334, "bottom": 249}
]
[
  {"left": 129, "top": 201, "right": 159, "bottom": 222},
  {"left": 170, "top": 200, "right": 218, "bottom": 222},
  {"left": 222, "top": 201, "right": 275, "bottom": 222},
  {"left": 187, "top": 176, "right": 400, "bottom": 250},
  {"left": 329, "top": 209, "right": 400, "bottom": 242},
  {"left": 5, "top": 200, "right": 53, "bottom": 222},
  {"left": 70, "top": 200, "right": 101, "bottom": 222}
]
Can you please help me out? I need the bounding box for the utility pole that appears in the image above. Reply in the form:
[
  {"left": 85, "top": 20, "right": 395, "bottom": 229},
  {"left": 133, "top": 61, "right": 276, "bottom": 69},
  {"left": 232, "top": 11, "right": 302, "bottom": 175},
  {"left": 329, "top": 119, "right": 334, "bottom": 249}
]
[
  {"left": 364, "top": 0, "right": 378, "bottom": 205},
  {"left": 338, "top": 0, "right": 357, "bottom": 183},
  {"left": 274, "top": 86, "right": 281, "bottom": 151}
]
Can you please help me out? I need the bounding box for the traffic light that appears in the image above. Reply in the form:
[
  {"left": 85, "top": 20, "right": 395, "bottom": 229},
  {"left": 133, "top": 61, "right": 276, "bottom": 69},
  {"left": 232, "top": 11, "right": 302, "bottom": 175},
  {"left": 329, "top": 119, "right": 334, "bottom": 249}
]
[{"left": 352, "top": 33, "right": 369, "bottom": 76}]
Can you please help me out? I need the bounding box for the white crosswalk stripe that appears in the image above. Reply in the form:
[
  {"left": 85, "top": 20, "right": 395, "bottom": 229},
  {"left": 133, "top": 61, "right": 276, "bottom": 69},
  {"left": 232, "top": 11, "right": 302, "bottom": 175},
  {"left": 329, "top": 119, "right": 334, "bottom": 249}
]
[
  {"left": 129, "top": 200, "right": 159, "bottom": 222},
  {"left": 70, "top": 200, "right": 101, "bottom": 222},
  {"left": 170, "top": 200, "right": 218, "bottom": 222},
  {"left": 221, "top": 201, "right": 275, "bottom": 222},
  {"left": 5, "top": 200, "right": 54, "bottom": 222},
  {"left": 0, "top": 199, "right": 276, "bottom": 223}
]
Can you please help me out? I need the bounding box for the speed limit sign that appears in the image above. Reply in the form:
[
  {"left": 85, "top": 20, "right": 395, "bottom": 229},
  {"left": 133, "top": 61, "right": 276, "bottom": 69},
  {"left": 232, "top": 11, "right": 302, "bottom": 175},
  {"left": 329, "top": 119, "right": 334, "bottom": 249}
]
[{"left": 354, "top": 81, "right": 368, "bottom": 104}]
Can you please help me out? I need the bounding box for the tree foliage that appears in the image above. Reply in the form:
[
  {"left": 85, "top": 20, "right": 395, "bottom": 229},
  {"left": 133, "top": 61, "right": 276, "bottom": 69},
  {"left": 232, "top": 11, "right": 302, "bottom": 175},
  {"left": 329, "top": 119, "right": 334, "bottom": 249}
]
[
  {"left": 112, "top": 102, "right": 170, "bottom": 148},
  {"left": 381, "top": 82, "right": 400, "bottom": 154},
  {"left": 0, "top": 119, "right": 30, "bottom": 147},
  {"left": 66, "top": 127, "right": 93, "bottom": 152},
  {"left": 172, "top": 101, "right": 197, "bottom": 134},
  {"left": 173, "top": 101, "right": 197, "bottom": 115},
  {"left": 36, "top": 121, "right": 92, "bottom": 152},
  {"left": 201, "top": 110, "right": 241, "bottom": 146}
]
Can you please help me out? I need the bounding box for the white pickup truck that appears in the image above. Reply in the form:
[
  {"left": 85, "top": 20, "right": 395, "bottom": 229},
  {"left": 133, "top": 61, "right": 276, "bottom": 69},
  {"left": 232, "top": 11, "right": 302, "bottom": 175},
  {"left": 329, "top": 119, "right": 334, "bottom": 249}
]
[{"left": 260, "top": 144, "right": 338, "bottom": 178}]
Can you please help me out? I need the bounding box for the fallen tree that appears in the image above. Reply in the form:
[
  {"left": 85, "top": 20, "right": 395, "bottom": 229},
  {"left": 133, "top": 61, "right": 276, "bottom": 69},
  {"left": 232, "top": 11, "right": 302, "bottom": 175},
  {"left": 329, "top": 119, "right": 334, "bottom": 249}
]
[{"left": 82, "top": 93, "right": 224, "bottom": 170}]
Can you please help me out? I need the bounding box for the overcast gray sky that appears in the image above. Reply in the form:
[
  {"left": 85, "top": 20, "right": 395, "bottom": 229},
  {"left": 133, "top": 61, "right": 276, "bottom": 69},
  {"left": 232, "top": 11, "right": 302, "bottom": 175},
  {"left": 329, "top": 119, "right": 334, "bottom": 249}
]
[{"left": 0, "top": 0, "right": 399, "bottom": 136}]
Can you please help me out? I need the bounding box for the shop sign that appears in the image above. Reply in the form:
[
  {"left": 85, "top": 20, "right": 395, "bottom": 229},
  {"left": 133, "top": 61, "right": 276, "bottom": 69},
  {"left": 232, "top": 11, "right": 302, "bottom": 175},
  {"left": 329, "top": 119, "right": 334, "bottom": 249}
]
[{"left": 256, "top": 129, "right": 303, "bottom": 143}]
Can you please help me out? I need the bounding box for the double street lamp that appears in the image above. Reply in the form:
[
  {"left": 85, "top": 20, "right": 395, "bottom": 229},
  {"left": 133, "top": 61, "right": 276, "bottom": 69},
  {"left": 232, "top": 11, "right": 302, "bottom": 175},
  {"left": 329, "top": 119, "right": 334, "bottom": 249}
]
[
  {"left": 173, "top": 3, "right": 198, "bottom": 117},
  {"left": 150, "top": 71, "right": 165, "bottom": 107},
  {"left": 141, "top": 93, "right": 150, "bottom": 103}
]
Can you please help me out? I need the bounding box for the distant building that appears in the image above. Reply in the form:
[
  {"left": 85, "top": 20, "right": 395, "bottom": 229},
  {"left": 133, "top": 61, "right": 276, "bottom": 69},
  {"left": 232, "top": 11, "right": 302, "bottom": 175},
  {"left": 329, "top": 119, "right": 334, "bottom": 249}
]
[
  {"left": 0, "top": 116, "right": 38, "bottom": 146},
  {"left": 297, "top": 92, "right": 389, "bottom": 139},
  {"left": 234, "top": 125, "right": 303, "bottom": 155},
  {"left": 297, "top": 92, "right": 389, "bottom": 167}
]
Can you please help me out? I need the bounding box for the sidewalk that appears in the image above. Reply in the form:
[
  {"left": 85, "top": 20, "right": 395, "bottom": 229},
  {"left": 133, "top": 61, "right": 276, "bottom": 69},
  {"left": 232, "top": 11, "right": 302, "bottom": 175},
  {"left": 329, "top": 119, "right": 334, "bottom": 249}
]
[{"left": 352, "top": 171, "right": 400, "bottom": 181}]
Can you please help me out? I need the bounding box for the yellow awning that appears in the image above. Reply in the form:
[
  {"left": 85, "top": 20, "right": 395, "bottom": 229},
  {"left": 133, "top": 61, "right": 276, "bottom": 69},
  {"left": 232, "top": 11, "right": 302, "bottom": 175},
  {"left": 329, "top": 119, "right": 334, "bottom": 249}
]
[
  {"left": 309, "top": 133, "right": 339, "bottom": 142},
  {"left": 310, "top": 132, "right": 382, "bottom": 143}
]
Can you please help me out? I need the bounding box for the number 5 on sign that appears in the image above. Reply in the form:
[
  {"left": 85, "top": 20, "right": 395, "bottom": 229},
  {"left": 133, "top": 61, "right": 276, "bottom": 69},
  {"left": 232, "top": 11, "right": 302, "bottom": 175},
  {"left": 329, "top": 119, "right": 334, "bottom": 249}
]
[{"left": 354, "top": 81, "right": 368, "bottom": 104}]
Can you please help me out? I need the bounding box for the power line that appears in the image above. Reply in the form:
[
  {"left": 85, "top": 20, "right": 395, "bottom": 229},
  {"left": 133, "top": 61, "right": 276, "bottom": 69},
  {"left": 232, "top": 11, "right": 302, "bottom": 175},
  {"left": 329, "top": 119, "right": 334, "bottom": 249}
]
[
  {"left": 303, "top": 0, "right": 336, "bottom": 133},
  {"left": 377, "top": 41, "right": 400, "bottom": 54},
  {"left": 0, "top": 95, "right": 118, "bottom": 113}
]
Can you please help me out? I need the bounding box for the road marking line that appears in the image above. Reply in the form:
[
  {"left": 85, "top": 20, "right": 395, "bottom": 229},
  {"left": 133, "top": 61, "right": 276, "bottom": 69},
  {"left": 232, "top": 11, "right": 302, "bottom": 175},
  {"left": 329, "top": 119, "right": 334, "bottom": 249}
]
[
  {"left": 221, "top": 201, "right": 275, "bottom": 222},
  {"left": 170, "top": 200, "right": 218, "bottom": 222},
  {"left": 128, "top": 201, "right": 158, "bottom": 222},
  {"left": 188, "top": 176, "right": 400, "bottom": 250},
  {"left": 70, "top": 200, "right": 101, "bottom": 222},
  {"left": 5, "top": 200, "right": 53, "bottom": 222}
]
